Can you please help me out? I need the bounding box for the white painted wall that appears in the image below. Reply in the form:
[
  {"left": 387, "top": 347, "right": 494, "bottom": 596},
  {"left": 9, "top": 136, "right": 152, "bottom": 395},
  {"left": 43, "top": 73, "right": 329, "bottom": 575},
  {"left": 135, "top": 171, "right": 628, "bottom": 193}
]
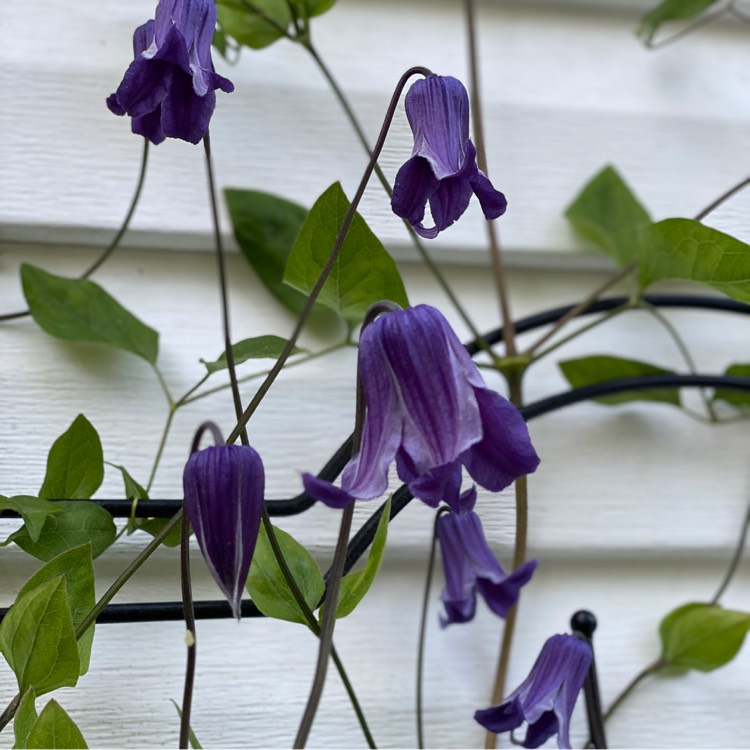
[{"left": 1, "top": 0, "right": 749, "bottom": 747}]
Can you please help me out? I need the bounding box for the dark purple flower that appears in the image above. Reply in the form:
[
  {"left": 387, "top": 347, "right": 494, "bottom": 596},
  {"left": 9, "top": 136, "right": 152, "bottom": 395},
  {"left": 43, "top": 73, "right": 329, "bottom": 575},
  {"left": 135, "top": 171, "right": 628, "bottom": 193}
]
[
  {"left": 107, "top": 0, "right": 233, "bottom": 144},
  {"left": 474, "top": 634, "right": 592, "bottom": 749},
  {"left": 302, "top": 304, "right": 539, "bottom": 509},
  {"left": 437, "top": 487, "right": 536, "bottom": 626},
  {"left": 391, "top": 75, "right": 507, "bottom": 238},
  {"left": 182, "top": 444, "right": 264, "bottom": 619}
]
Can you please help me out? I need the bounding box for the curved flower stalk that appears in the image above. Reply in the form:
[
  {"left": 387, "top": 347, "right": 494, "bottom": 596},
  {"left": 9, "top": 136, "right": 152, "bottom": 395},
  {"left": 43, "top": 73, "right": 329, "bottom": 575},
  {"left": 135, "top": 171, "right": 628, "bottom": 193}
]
[
  {"left": 475, "top": 634, "right": 592, "bottom": 749},
  {"left": 391, "top": 75, "right": 507, "bottom": 238},
  {"left": 437, "top": 488, "right": 536, "bottom": 626},
  {"left": 107, "top": 0, "right": 234, "bottom": 144},
  {"left": 182, "top": 444, "right": 264, "bottom": 619},
  {"left": 303, "top": 304, "right": 539, "bottom": 508}
]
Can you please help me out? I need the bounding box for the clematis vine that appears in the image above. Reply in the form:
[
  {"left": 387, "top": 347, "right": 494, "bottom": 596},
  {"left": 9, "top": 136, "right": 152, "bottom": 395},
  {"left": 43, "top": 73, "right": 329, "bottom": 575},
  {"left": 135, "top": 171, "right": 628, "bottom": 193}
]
[
  {"left": 391, "top": 75, "right": 507, "bottom": 238},
  {"left": 437, "top": 487, "right": 536, "bottom": 626},
  {"left": 474, "top": 634, "right": 592, "bottom": 749},
  {"left": 302, "top": 304, "right": 539, "bottom": 508},
  {"left": 182, "top": 443, "right": 264, "bottom": 619},
  {"left": 107, "top": 0, "right": 234, "bottom": 144}
]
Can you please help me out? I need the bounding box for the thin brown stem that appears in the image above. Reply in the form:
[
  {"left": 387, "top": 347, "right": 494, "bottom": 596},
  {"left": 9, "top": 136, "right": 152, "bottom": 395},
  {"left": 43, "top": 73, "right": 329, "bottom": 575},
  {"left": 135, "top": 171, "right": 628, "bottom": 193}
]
[
  {"left": 603, "top": 658, "right": 667, "bottom": 723},
  {"left": 226, "top": 66, "right": 431, "bottom": 444},
  {"left": 293, "top": 503, "right": 355, "bottom": 748},
  {"left": 179, "top": 513, "right": 197, "bottom": 749},
  {"left": 464, "top": 0, "right": 516, "bottom": 357},
  {"left": 694, "top": 176, "right": 750, "bottom": 222}
]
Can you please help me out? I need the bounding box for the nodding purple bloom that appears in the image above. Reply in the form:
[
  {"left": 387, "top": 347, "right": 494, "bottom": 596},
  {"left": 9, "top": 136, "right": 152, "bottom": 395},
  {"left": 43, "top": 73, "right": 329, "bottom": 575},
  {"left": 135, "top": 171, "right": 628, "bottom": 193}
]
[
  {"left": 107, "top": 0, "right": 234, "bottom": 144},
  {"left": 474, "top": 634, "right": 592, "bottom": 749},
  {"left": 182, "top": 444, "right": 264, "bottom": 619},
  {"left": 302, "top": 304, "right": 539, "bottom": 509},
  {"left": 391, "top": 75, "right": 507, "bottom": 238},
  {"left": 437, "top": 488, "right": 536, "bottom": 626}
]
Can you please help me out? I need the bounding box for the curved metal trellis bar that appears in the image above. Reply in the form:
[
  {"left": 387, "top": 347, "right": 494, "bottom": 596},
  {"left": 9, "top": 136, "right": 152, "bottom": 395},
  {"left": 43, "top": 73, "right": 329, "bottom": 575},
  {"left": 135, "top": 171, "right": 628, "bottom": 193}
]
[{"left": 2, "top": 293, "right": 750, "bottom": 625}]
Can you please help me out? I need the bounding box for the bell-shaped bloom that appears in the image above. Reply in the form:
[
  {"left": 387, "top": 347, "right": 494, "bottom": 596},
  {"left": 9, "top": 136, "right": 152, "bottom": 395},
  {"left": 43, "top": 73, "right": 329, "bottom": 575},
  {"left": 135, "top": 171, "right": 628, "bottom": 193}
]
[
  {"left": 391, "top": 75, "right": 507, "bottom": 238},
  {"left": 182, "top": 444, "right": 264, "bottom": 619},
  {"left": 107, "top": 0, "right": 234, "bottom": 144},
  {"left": 437, "top": 488, "right": 536, "bottom": 626},
  {"left": 474, "top": 634, "right": 592, "bottom": 749},
  {"left": 302, "top": 304, "right": 539, "bottom": 509}
]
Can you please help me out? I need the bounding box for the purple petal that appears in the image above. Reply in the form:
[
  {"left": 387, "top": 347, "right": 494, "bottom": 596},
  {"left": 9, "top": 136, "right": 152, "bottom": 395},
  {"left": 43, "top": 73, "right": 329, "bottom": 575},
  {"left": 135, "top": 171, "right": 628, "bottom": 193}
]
[
  {"left": 425, "top": 172, "right": 474, "bottom": 235},
  {"left": 150, "top": 24, "right": 191, "bottom": 73},
  {"left": 161, "top": 73, "right": 215, "bottom": 143},
  {"left": 106, "top": 93, "right": 126, "bottom": 117},
  {"left": 406, "top": 75, "right": 471, "bottom": 179},
  {"left": 182, "top": 444, "right": 264, "bottom": 619},
  {"left": 470, "top": 167, "right": 508, "bottom": 220},
  {"left": 476, "top": 559, "right": 537, "bottom": 619},
  {"left": 112, "top": 56, "right": 173, "bottom": 119},
  {"left": 302, "top": 473, "right": 355, "bottom": 509},
  {"left": 340, "top": 324, "right": 403, "bottom": 500},
  {"left": 132, "top": 19, "right": 155, "bottom": 57},
  {"left": 437, "top": 512, "right": 478, "bottom": 627},
  {"left": 521, "top": 711, "right": 560, "bottom": 749},
  {"left": 391, "top": 156, "right": 438, "bottom": 230},
  {"left": 461, "top": 388, "right": 540, "bottom": 492},
  {"left": 132, "top": 107, "right": 167, "bottom": 144},
  {"left": 474, "top": 697, "right": 526, "bottom": 735},
  {"left": 406, "top": 461, "right": 462, "bottom": 508}
]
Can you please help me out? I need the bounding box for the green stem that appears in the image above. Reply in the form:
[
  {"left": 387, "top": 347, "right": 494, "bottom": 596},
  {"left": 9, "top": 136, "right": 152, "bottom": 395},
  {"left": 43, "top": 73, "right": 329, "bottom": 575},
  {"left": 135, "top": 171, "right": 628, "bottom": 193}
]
[
  {"left": 179, "top": 342, "right": 349, "bottom": 407},
  {"left": 226, "top": 66, "right": 431, "bottom": 445},
  {"left": 300, "top": 40, "right": 490, "bottom": 352},
  {"left": 0, "top": 139, "right": 150, "bottom": 323},
  {"left": 643, "top": 4, "right": 729, "bottom": 49},
  {"left": 146, "top": 407, "right": 176, "bottom": 494},
  {"left": 711, "top": 501, "right": 750, "bottom": 604},
  {"left": 416, "top": 508, "right": 449, "bottom": 749},
  {"left": 603, "top": 658, "right": 667, "bottom": 723},
  {"left": 260, "top": 510, "right": 376, "bottom": 748},
  {"left": 293, "top": 503, "right": 355, "bottom": 748}
]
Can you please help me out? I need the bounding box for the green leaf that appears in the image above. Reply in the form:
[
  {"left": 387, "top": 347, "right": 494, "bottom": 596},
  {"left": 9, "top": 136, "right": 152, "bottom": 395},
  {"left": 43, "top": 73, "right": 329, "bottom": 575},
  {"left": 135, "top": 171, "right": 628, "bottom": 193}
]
[
  {"left": 289, "top": 0, "right": 337, "bottom": 18},
  {"left": 21, "top": 264, "right": 159, "bottom": 364},
  {"left": 246, "top": 523, "right": 324, "bottom": 625},
  {"left": 559, "top": 355, "right": 681, "bottom": 406},
  {"left": 713, "top": 364, "right": 750, "bottom": 408},
  {"left": 329, "top": 495, "right": 391, "bottom": 620},
  {"left": 284, "top": 182, "right": 409, "bottom": 324},
  {"left": 638, "top": 0, "right": 718, "bottom": 40},
  {"left": 660, "top": 603, "right": 750, "bottom": 671},
  {"left": 640, "top": 219, "right": 750, "bottom": 302},
  {"left": 565, "top": 165, "right": 651, "bottom": 267},
  {"left": 225, "top": 188, "right": 310, "bottom": 314},
  {"left": 216, "top": 0, "right": 290, "bottom": 50},
  {"left": 212, "top": 26, "right": 229, "bottom": 58},
  {"left": 200, "top": 335, "right": 307, "bottom": 374},
  {"left": 0, "top": 577, "right": 80, "bottom": 696},
  {"left": 39, "top": 415, "right": 103, "bottom": 501},
  {"left": 13, "top": 688, "right": 38, "bottom": 750},
  {"left": 25, "top": 700, "right": 88, "bottom": 749},
  {"left": 16, "top": 545, "right": 96, "bottom": 675},
  {"left": 10, "top": 501, "right": 116, "bottom": 561},
  {"left": 171, "top": 700, "right": 204, "bottom": 749},
  {"left": 0, "top": 497, "right": 62, "bottom": 544}
]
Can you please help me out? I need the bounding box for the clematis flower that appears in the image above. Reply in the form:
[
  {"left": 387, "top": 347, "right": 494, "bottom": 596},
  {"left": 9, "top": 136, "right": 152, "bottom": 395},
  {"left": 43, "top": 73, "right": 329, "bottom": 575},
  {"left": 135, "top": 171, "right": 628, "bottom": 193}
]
[
  {"left": 474, "top": 634, "right": 592, "bottom": 749},
  {"left": 391, "top": 75, "right": 507, "bottom": 238},
  {"left": 107, "top": 0, "right": 234, "bottom": 144},
  {"left": 182, "top": 444, "right": 264, "bottom": 619},
  {"left": 302, "top": 304, "right": 539, "bottom": 509},
  {"left": 437, "top": 487, "right": 536, "bottom": 626}
]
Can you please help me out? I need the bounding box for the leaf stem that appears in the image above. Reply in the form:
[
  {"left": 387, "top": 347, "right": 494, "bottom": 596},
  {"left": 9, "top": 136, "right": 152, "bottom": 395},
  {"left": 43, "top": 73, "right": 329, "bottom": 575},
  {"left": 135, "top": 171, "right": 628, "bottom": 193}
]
[
  {"left": 180, "top": 513, "right": 197, "bottom": 749},
  {"left": 694, "top": 175, "right": 750, "bottom": 222},
  {"left": 300, "top": 40, "right": 490, "bottom": 352},
  {"left": 0, "top": 139, "right": 150, "bottom": 322},
  {"left": 293, "top": 503, "right": 355, "bottom": 748},
  {"left": 711, "top": 500, "right": 750, "bottom": 604},
  {"left": 603, "top": 658, "right": 667, "bottom": 723},
  {"left": 642, "top": 3, "right": 730, "bottom": 49},
  {"left": 226, "top": 66, "right": 432, "bottom": 445},
  {"left": 146, "top": 407, "right": 176, "bottom": 494}
]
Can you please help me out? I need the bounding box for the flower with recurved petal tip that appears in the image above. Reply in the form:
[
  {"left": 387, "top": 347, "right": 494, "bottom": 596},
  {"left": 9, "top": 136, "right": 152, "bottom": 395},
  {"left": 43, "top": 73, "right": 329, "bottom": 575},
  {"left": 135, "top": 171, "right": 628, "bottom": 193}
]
[
  {"left": 302, "top": 304, "right": 539, "bottom": 509},
  {"left": 474, "top": 634, "right": 592, "bottom": 749},
  {"left": 391, "top": 75, "right": 507, "bottom": 238},
  {"left": 437, "top": 487, "right": 536, "bottom": 626},
  {"left": 107, "top": 0, "right": 233, "bottom": 144},
  {"left": 182, "top": 444, "right": 264, "bottom": 619}
]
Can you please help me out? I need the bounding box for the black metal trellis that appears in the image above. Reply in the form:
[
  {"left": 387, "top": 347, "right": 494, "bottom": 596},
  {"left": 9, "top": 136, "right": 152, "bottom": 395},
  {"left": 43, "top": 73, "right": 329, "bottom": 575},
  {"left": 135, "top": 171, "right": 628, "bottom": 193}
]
[{"left": 3, "top": 292, "right": 750, "bottom": 624}]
